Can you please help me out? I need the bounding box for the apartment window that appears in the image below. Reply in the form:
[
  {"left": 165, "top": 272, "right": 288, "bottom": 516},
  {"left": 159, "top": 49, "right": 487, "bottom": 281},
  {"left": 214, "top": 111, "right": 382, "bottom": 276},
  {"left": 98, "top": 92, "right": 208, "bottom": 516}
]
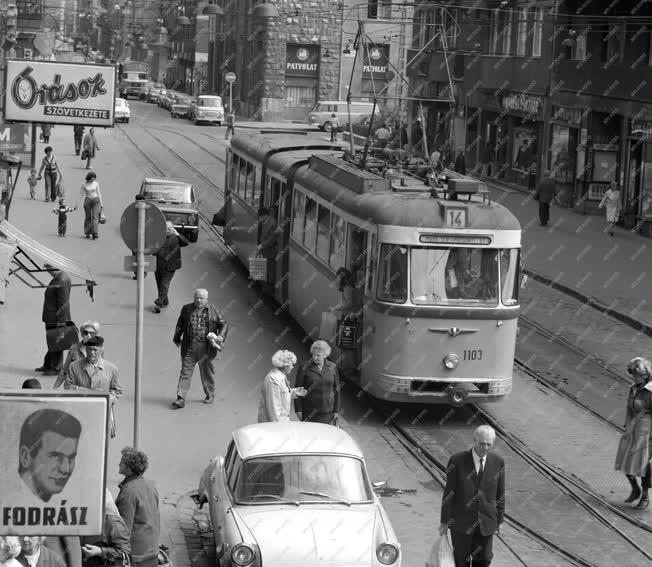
[
  {"left": 569, "top": 28, "right": 587, "bottom": 61},
  {"left": 491, "top": 9, "right": 512, "bottom": 55},
  {"left": 368, "top": 0, "right": 391, "bottom": 20},
  {"left": 603, "top": 24, "right": 622, "bottom": 64},
  {"left": 531, "top": 8, "right": 543, "bottom": 57},
  {"left": 412, "top": 7, "right": 456, "bottom": 49},
  {"left": 516, "top": 9, "right": 528, "bottom": 56}
]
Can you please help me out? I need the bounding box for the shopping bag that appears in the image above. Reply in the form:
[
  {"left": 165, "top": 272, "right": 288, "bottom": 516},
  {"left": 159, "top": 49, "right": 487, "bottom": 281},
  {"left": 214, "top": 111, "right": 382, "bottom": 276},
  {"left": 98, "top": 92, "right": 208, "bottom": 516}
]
[
  {"left": 248, "top": 253, "right": 267, "bottom": 281},
  {"left": 425, "top": 533, "right": 455, "bottom": 567},
  {"left": 56, "top": 181, "right": 65, "bottom": 198}
]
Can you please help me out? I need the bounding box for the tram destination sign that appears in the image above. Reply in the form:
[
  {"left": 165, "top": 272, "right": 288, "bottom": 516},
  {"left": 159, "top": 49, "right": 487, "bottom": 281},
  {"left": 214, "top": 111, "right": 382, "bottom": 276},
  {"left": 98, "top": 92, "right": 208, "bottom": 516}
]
[
  {"left": 4, "top": 60, "right": 117, "bottom": 127},
  {"left": 0, "top": 392, "right": 109, "bottom": 536}
]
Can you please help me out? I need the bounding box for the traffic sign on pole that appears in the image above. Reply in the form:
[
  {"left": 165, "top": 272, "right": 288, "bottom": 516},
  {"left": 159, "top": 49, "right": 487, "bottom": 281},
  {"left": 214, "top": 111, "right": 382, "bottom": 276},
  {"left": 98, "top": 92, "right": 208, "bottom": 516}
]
[
  {"left": 119, "top": 200, "right": 167, "bottom": 449},
  {"left": 225, "top": 72, "right": 236, "bottom": 83}
]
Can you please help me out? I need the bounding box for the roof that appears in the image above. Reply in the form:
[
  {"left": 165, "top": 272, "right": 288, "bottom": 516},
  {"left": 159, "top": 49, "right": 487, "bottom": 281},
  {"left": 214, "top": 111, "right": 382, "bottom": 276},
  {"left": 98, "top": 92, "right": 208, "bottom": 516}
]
[
  {"left": 0, "top": 221, "right": 96, "bottom": 285},
  {"left": 142, "top": 178, "right": 192, "bottom": 188},
  {"left": 232, "top": 423, "right": 364, "bottom": 460},
  {"left": 231, "top": 131, "right": 341, "bottom": 164}
]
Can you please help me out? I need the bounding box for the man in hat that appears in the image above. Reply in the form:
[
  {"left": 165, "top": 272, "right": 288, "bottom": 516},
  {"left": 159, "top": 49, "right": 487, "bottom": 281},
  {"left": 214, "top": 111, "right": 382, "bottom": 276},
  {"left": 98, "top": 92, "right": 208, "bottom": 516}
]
[
  {"left": 153, "top": 222, "right": 189, "bottom": 313},
  {"left": 35, "top": 264, "right": 72, "bottom": 376}
]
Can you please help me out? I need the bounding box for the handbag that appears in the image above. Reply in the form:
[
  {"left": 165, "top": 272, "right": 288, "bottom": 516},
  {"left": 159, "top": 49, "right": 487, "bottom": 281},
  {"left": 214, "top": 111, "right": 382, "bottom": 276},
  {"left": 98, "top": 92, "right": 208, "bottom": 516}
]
[
  {"left": 99, "top": 208, "right": 107, "bottom": 224},
  {"left": 81, "top": 150, "right": 89, "bottom": 160},
  {"left": 56, "top": 181, "right": 65, "bottom": 198},
  {"left": 425, "top": 533, "right": 455, "bottom": 567},
  {"left": 46, "top": 321, "right": 79, "bottom": 351}
]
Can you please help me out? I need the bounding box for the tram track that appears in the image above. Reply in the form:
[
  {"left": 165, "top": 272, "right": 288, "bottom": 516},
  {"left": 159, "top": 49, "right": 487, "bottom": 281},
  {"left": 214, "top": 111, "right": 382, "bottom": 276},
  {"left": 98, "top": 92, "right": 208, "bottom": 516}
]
[{"left": 118, "top": 119, "right": 652, "bottom": 565}]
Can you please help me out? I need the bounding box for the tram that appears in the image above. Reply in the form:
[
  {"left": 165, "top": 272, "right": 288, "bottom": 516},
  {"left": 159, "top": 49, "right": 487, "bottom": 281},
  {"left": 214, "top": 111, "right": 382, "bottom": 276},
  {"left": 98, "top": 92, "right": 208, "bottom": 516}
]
[{"left": 220, "top": 132, "right": 521, "bottom": 405}]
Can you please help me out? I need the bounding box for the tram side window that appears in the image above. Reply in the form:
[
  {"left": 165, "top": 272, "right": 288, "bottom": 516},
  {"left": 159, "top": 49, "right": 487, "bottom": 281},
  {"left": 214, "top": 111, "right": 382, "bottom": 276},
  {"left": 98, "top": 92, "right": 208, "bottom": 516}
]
[
  {"left": 292, "top": 191, "right": 306, "bottom": 241},
  {"left": 377, "top": 244, "right": 408, "bottom": 303},
  {"left": 230, "top": 155, "right": 239, "bottom": 192},
  {"left": 238, "top": 158, "right": 248, "bottom": 199},
  {"left": 303, "top": 197, "right": 318, "bottom": 253},
  {"left": 316, "top": 205, "right": 331, "bottom": 262},
  {"left": 329, "top": 214, "right": 346, "bottom": 270},
  {"left": 500, "top": 249, "right": 520, "bottom": 305},
  {"left": 246, "top": 163, "right": 257, "bottom": 206}
]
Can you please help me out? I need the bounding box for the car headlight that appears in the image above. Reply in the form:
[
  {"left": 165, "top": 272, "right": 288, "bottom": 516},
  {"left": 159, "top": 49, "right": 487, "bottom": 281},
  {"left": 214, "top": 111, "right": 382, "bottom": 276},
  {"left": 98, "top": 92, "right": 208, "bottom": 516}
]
[
  {"left": 443, "top": 353, "right": 459, "bottom": 369},
  {"left": 231, "top": 544, "right": 255, "bottom": 566},
  {"left": 376, "top": 543, "right": 399, "bottom": 565}
]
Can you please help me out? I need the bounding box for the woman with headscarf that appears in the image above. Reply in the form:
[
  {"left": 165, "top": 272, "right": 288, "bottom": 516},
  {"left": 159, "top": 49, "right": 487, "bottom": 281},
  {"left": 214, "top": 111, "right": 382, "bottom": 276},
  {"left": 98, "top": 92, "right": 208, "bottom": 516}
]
[
  {"left": 615, "top": 356, "right": 652, "bottom": 510},
  {"left": 258, "top": 350, "right": 307, "bottom": 423},
  {"left": 81, "top": 489, "right": 131, "bottom": 567},
  {"left": 82, "top": 127, "right": 99, "bottom": 170},
  {"left": 54, "top": 320, "right": 101, "bottom": 388},
  {"left": 294, "top": 340, "right": 341, "bottom": 425}
]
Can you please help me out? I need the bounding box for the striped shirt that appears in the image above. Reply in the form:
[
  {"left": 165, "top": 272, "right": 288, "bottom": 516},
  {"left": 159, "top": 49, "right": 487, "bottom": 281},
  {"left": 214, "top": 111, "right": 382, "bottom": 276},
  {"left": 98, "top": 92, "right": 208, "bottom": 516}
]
[{"left": 189, "top": 306, "right": 209, "bottom": 342}]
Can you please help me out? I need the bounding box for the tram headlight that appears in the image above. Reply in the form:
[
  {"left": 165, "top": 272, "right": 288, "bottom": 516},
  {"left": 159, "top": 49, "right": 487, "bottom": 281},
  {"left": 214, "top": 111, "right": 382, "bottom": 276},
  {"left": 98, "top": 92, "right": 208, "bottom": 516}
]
[{"left": 443, "top": 353, "right": 459, "bottom": 370}]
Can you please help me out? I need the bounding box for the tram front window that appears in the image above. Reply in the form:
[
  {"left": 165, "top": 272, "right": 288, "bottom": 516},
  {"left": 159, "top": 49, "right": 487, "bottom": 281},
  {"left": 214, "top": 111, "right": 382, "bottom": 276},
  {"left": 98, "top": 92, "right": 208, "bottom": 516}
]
[
  {"left": 411, "top": 247, "right": 500, "bottom": 306},
  {"left": 377, "top": 244, "right": 408, "bottom": 303}
]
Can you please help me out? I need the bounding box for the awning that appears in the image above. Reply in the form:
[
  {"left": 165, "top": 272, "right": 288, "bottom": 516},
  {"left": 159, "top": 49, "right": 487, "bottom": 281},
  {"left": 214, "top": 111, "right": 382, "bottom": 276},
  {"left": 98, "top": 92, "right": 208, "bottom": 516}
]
[{"left": 0, "top": 220, "right": 97, "bottom": 298}]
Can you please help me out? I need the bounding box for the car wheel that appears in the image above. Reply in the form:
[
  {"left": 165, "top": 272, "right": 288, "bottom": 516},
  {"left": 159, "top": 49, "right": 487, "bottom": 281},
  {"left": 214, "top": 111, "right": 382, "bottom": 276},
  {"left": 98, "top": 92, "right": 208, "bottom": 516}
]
[
  {"left": 186, "top": 231, "right": 198, "bottom": 243},
  {"left": 323, "top": 121, "right": 332, "bottom": 133},
  {"left": 217, "top": 122, "right": 222, "bottom": 126}
]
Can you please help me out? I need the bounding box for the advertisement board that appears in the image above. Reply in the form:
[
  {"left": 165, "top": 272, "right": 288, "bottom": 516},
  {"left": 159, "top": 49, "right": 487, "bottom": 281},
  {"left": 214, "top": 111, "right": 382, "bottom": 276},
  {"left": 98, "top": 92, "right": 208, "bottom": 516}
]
[
  {"left": 362, "top": 44, "right": 390, "bottom": 79},
  {"left": 285, "top": 44, "right": 320, "bottom": 78},
  {"left": 4, "top": 60, "right": 117, "bottom": 127},
  {"left": 0, "top": 121, "right": 35, "bottom": 168},
  {"left": 0, "top": 393, "right": 109, "bottom": 535}
]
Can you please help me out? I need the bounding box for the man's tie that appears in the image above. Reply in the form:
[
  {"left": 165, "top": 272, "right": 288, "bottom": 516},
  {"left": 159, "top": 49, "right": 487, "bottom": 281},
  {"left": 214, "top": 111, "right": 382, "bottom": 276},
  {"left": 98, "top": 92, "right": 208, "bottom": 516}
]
[{"left": 478, "top": 457, "right": 485, "bottom": 484}]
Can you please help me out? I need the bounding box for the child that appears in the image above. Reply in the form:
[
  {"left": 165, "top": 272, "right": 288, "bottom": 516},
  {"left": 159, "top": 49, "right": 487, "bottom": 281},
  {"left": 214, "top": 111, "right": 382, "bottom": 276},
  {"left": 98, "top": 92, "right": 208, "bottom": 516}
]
[
  {"left": 27, "top": 169, "right": 38, "bottom": 200},
  {"left": 52, "top": 198, "right": 75, "bottom": 236}
]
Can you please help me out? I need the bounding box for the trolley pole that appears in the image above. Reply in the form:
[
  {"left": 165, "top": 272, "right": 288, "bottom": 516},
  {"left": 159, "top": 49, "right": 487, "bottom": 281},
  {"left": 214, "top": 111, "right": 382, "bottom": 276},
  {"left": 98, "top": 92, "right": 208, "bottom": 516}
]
[{"left": 133, "top": 199, "right": 146, "bottom": 449}]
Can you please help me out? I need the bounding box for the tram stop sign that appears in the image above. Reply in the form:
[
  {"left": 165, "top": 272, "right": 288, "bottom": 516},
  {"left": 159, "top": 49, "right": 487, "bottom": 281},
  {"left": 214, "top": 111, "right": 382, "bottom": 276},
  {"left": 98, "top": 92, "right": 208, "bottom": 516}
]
[
  {"left": 120, "top": 201, "right": 167, "bottom": 254},
  {"left": 225, "top": 72, "right": 236, "bottom": 83}
]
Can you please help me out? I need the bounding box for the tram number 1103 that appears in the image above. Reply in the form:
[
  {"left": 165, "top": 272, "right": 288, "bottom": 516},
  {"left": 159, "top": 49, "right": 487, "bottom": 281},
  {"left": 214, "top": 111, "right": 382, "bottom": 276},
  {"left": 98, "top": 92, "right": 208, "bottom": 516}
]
[{"left": 463, "top": 349, "right": 483, "bottom": 361}]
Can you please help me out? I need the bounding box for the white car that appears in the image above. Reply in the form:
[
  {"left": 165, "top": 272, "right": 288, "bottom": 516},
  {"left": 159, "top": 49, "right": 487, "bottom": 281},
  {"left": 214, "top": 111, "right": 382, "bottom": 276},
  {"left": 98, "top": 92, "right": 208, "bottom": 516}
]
[
  {"left": 115, "top": 98, "right": 130, "bottom": 123},
  {"left": 197, "top": 422, "right": 401, "bottom": 567},
  {"left": 189, "top": 95, "right": 224, "bottom": 125}
]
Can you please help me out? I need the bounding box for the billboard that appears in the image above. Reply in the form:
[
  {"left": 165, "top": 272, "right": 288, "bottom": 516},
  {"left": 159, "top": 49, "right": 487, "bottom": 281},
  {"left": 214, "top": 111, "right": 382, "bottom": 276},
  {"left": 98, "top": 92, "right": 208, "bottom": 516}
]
[
  {"left": 0, "top": 393, "right": 109, "bottom": 535},
  {"left": 0, "top": 121, "right": 35, "bottom": 168},
  {"left": 4, "top": 60, "right": 117, "bottom": 127}
]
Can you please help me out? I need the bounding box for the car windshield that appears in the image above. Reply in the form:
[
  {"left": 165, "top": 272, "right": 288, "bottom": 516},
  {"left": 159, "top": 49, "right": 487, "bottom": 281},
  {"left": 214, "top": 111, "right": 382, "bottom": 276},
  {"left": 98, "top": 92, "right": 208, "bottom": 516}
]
[
  {"left": 143, "top": 185, "right": 192, "bottom": 203},
  {"left": 198, "top": 98, "right": 221, "bottom": 107},
  {"left": 234, "top": 455, "right": 372, "bottom": 505},
  {"left": 115, "top": 99, "right": 127, "bottom": 108},
  {"left": 175, "top": 98, "right": 191, "bottom": 105}
]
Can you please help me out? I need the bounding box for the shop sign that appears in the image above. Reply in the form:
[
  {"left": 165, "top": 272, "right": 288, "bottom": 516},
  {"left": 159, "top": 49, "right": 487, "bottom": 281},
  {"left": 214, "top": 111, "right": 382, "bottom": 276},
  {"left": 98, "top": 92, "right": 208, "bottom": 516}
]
[
  {"left": 363, "top": 44, "right": 390, "bottom": 79},
  {"left": 4, "top": 60, "right": 117, "bottom": 127},
  {"left": 631, "top": 119, "right": 652, "bottom": 136},
  {"left": 501, "top": 93, "right": 543, "bottom": 116},
  {"left": 0, "top": 393, "right": 109, "bottom": 536},
  {"left": 286, "top": 44, "right": 320, "bottom": 77},
  {"left": 552, "top": 106, "right": 583, "bottom": 125}
]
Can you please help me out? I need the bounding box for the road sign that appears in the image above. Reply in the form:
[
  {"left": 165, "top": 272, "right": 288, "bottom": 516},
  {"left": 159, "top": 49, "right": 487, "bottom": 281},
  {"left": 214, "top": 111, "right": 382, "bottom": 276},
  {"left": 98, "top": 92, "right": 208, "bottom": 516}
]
[
  {"left": 119, "top": 201, "right": 167, "bottom": 254},
  {"left": 225, "top": 72, "right": 236, "bottom": 83}
]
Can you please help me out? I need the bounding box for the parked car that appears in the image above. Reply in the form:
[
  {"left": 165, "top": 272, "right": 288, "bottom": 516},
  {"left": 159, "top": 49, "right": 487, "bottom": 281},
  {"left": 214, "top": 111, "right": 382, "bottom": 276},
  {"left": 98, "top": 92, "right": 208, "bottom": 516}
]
[
  {"left": 138, "top": 178, "right": 199, "bottom": 242},
  {"left": 308, "top": 100, "right": 375, "bottom": 131},
  {"left": 171, "top": 95, "right": 193, "bottom": 119},
  {"left": 114, "top": 98, "right": 130, "bottom": 123},
  {"left": 159, "top": 91, "right": 178, "bottom": 110},
  {"left": 197, "top": 422, "right": 401, "bottom": 567},
  {"left": 189, "top": 95, "right": 224, "bottom": 125},
  {"left": 146, "top": 83, "right": 167, "bottom": 103}
]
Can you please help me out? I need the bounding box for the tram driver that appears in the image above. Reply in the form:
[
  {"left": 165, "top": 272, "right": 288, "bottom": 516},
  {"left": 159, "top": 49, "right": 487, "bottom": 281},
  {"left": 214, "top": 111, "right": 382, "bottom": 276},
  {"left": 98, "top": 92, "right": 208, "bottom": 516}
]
[{"left": 444, "top": 249, "right": 498, "bottom": 302}]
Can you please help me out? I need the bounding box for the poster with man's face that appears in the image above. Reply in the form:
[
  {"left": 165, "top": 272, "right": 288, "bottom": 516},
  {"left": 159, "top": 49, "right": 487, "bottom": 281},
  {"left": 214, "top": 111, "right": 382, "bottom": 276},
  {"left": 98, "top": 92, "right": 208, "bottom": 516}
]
[{"left": 0, "top": 393, "right": 108, "bottom": 536}]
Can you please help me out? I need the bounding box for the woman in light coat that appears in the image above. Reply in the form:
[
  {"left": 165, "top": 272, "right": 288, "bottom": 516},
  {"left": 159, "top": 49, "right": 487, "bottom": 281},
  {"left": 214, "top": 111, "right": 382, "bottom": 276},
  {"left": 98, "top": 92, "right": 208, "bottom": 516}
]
[
  {"left": 82, "top": 127, "right": 100, "bottom": 170},
  {"left": 615, "top": 357, "right": 652, "bottom": 510},
  {"left": 598, "top": 182, "right": 622, "bottom": 237},
  {"left": 258, "top": 350, "right": 306, "bottom": 422}
]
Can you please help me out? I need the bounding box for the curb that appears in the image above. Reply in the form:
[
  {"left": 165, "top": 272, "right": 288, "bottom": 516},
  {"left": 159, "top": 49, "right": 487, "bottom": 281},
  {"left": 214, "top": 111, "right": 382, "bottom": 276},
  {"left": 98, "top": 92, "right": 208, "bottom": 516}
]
[
  {"left": 237, "top": 123, "right": 317, "bottom": 132},
  {"left": 523, "top": 268, "right": 652, "bottom": 338}
]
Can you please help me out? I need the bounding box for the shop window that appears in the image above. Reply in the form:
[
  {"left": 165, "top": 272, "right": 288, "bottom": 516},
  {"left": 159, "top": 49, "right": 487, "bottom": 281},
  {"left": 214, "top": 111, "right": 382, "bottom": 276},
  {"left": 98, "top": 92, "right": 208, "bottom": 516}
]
[
  {"left": 512, "top": 127, "right": 537, "bottom": 173},
  {"left": 291, "top": 191, "right": 305, "bottom": 241},
  {"left": 550, "top": 124, "right": 576, "bottom": 184},
  {"left": 377, "top": 244, "right": 408, "bottom": 304},
  {"left": 303, "top": 197, "right": 318, "bottom": 252},
  {"left": 285, "top": 85, "right": 317, "bottom": 108},
  {"left": 316, "top": 205, "right": 331, "bottom": 262},
  {"left": 329, "top": 214, "right": 346, "bottom": 270}
]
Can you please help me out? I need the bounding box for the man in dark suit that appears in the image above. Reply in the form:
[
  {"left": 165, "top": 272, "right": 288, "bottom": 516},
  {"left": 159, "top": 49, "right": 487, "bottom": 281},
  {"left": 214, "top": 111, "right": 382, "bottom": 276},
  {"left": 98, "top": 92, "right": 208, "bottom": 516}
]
[
  {"left": 17, "top": 537, "right": 66, "bottom": 567},
  {"left": 534, "top": 170, "right": 558, "bottom": 226},
  {"left": 154, "top": 222, "right": 189, "bottom": 313},
  {"left": 35, "top": 265, "right": 72, "bottom": 375},
  {"left": 439, "top": 425, "right": 505, "bottom": 567},
  {"left": 171, "top": 288, "right": 228, "bottom": 409}
]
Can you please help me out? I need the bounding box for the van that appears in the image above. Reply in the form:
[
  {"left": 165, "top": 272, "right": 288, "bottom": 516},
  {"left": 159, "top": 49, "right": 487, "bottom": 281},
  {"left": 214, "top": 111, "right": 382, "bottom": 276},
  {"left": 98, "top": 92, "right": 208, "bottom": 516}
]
[
  {"left": 308, "top": 101, "right": 375, "bottom": 131},
  {"left": 189, "top": 95, "right": 224, "bottom": 126}
]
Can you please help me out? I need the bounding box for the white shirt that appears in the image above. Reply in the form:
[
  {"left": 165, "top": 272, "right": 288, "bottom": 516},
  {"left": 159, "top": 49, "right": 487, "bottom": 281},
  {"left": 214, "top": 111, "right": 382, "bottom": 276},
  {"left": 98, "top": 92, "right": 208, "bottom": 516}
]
[
  {"left": 472, "top": 449, "right": 486, "bottom": 475},
  {"left": 23, "top": 549, "right": 40, "bottom": 567}
]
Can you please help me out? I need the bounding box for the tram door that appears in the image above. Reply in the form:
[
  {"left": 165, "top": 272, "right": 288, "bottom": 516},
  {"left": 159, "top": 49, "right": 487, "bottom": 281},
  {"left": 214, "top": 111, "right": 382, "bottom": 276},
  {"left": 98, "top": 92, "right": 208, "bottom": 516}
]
[
  {"left": 261, "top": 176, "right": 288, "bottom": 304},
  {"left": 345, "top": 226, "right": 369, "bottom": 380}
]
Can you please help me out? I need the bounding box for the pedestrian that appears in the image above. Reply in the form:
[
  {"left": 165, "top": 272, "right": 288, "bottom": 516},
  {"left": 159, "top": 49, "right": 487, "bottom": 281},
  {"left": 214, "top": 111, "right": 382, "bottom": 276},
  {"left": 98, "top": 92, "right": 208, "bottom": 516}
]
[
  {"left": 37, "top": 146, "right": 62, "bottom": 202},
  {"left": 0, "top": 537, "right": 21, "bottom": 567},
  {"left": 53, "top": 198, "right": 75, "bottom": 237},
  {"left": 533, "top": 169, "right": 557, "bottom": 227},
  {"left": 41, "top": 124, "right": 52, "bottom": 144},
  {"left": 153, "top": 222, "right": 189, "bottom": 313},
  {"left": 171, "top": 288, "right": 228, "bottom": 409},
  {"left": 82, "top": 127, "right": 99, "bottom": 170},
  {"left": 411, "top": 117, "right": 423, "bottom": 150},
  {"left": 73, "top": 125, "right": 85, "bottom": 156},
  {"left": 35, "top": 264, "right": 72, "bottom": 376},
  {"left": 21, "top": 378, "right": 42, "bottom": 388},
  {"left": 615, "top": 356, "right": 652, "bottom": 510},
  {"left": 55, "top": 320, "right": 100, "bottom": 388},
  {"left": 81, "top": 489, "right": 131, "bottom": 567},
  {"left": 16, "top": 538, "right": 65, "bottom": 567},
  {"left": 257, "top": 207, "right": 280, "bottom": 289},
  {"left": 27, "top": 168, "right": 38, "bottom": 200},
  {"left": 294, "top": 340, "right": 341, "bottom": 425},
  {"left": 257, "top": 350, "right": 307, "bottom": 423},
  {"left": 329, "top": 113, "right": 340, "bottom": 143},
  {"left": 599, "top": 182, "right": 622, "bottom": 237},
  {"left": 76, "top": 171, "right": 103, "bottom": 240},
  {"left": 454, "top": 148, "right": 466, "bottom": 175},
  {"left": 65, "top": 335, "right": 122, "bottom": 438},
  {"left": 439, "top": 424, "right": 505, "bottom": 567},
  {"left": 374, "top": 124, "right": 391, "bottom": 148},
  {"left": 224, "top": 111, "right": 235, "bottom": 140},
  {"left": 481, "top": 145, "right": 492, "bottom": 177},
  {"left": 115, "top": 447, "right": 160, "bottom": 567}
]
